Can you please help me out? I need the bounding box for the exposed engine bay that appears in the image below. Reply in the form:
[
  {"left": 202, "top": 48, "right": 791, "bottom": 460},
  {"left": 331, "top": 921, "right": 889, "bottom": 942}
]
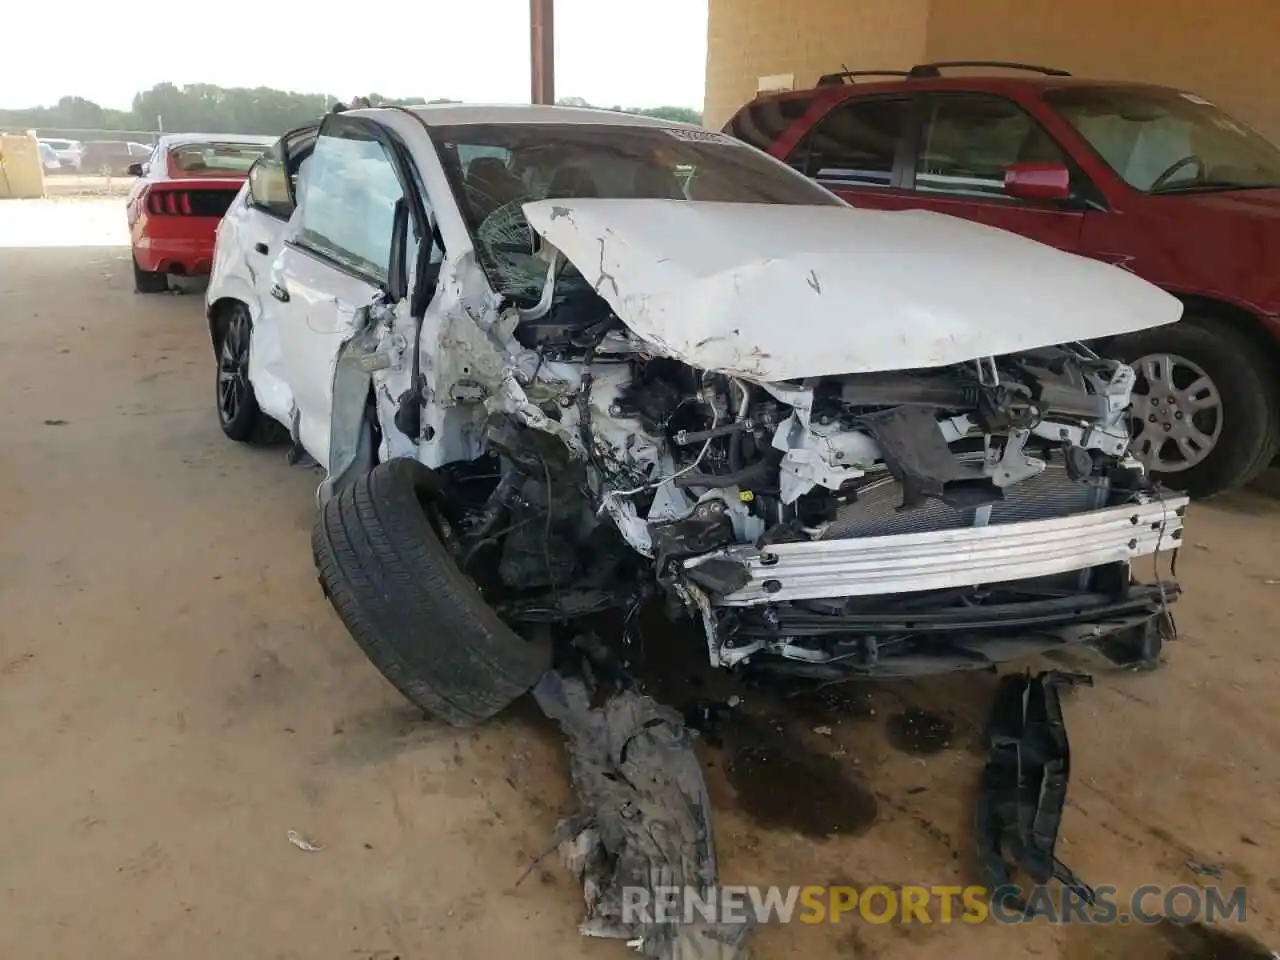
[{"left": 430, "top": 298, "right": 1186, "bottom": 678}]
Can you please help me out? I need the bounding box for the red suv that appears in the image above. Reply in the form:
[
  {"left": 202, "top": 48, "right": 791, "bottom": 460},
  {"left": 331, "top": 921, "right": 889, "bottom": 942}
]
[{"left": 726, "top": 60, "right": 1280, "bottom": 497}]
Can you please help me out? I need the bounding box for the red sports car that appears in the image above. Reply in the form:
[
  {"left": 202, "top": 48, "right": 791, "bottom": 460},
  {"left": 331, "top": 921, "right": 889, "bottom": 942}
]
[{"left": 126, "top": 134, "right": 276, "bottom": 293}]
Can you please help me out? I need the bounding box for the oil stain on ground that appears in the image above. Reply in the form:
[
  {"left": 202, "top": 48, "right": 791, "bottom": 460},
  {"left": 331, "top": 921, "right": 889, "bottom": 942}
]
[
  {"left": 885, "top": 708, "right": 955, "bottom": 756},
  {"left": 723, "top": 715, "right": 878, "bottom": 839},
  {"left": 1062, "top": 919, "right": 1277, "bottom": 960}
]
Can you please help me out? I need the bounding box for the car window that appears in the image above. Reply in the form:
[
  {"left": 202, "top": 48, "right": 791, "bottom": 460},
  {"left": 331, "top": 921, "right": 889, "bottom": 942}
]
[
  {"left": 726, "top": 96, "right": 814, "bottom": 152},
  {"left": 787, "top": 97, "right": 908, "bottom": 188},
  {"left": 1047, "top": 86, "right": 1280, "bottom": 193},
  {"left": 248, "top": 141, "right": 293, "bottom": 219},
  {"left": 296, "top": 128, "right": 406, "bottom": 283},
  {"left": 915, "top": 94, "right": 1066, "bottom": 199},
  {"left": 284, "top": 126, "right": 319, "bottom": 196},
  {"left": 170, "top": 142, "right": 268, "bottom": 176}
]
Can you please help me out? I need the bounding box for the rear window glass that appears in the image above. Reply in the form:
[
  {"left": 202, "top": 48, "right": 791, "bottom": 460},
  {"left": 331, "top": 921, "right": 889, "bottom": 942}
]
[{"left": 169, "top": 143, "right": 268, "bottom": 175}]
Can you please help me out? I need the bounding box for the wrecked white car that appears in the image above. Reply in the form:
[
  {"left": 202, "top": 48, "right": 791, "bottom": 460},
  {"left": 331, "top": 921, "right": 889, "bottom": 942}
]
[{"left": 207, "top": 104, "right": 1189, "bottom": 726}]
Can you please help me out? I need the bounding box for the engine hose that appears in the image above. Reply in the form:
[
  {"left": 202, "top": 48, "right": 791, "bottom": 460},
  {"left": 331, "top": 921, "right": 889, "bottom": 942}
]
[{"left": 673, "top": 459, "right": 774, "bottom": 489}]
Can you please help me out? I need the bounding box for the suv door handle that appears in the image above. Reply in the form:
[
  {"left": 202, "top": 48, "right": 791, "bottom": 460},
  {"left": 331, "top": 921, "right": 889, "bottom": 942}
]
[
  {"left": 253, "top": 241, "right": 269, "bottom": 255},
  {"left": 269, "top": 282, "right": 290, "bottom": 302}
]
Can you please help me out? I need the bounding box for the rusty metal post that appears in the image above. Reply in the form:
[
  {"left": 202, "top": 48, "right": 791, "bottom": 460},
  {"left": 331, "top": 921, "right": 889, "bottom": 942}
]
[{"left": 530, "top": 0, "right": 555, "bottom": 105}]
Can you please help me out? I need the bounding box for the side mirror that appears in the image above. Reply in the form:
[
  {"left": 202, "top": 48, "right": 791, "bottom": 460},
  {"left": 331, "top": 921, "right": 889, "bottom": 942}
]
[
  {"left": 126, "top": 162, "right": 144, "bottom": 177},
  {"left": 1004, "top": 162, "right": 1071, "bottom": 201}
]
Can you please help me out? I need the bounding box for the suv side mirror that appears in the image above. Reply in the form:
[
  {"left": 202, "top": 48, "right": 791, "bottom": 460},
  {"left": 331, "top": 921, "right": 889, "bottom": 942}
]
[
  {"left": 1004, "top": 162, "right": 1071, "bottom": 201},
  {"left": 126, "top": 162, "right": 144, "bottom": 177}
]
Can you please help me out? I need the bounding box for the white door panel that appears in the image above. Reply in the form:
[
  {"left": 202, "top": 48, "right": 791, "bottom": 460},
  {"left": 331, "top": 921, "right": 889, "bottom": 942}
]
[
  {"left": 241, "top": 207, "right": 294, "bottom": 425},
  {"left": 270, "top": 247, "right": 381, "bottom": 468}
]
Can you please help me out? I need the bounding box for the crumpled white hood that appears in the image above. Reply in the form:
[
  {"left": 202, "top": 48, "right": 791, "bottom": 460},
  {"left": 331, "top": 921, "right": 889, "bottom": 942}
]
[{"left": 523, "top": 199, "right": 1182, "bottom": 381}]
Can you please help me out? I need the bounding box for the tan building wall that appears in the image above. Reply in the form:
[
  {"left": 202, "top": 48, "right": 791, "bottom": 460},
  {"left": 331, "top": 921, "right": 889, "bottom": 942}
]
[
  {"left": 705, "top": 0, "right": 1280, "bottom": 139},
  {"left": 0, "top": 134, "right": 46, "bottom": 199},
  {"left": 927, "top": 0, "right": 1280, "bottom": 139},
  {"left": 704, "top": 0, "right": 929, "bottom": 130}
]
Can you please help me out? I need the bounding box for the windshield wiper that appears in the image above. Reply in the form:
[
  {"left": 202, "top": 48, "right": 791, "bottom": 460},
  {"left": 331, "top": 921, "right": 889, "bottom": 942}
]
[{"left": 1151, "top": 179, "right": 1280, "bottom": 194}]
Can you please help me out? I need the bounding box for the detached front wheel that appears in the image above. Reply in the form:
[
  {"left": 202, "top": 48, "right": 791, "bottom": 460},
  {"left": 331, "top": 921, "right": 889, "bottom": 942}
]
[
  {"left": 312, "top": 458, "right": 550, "bottom": 726},
  {"left": 1110, "top": 315, "right": 1280, "bottom": 497}
]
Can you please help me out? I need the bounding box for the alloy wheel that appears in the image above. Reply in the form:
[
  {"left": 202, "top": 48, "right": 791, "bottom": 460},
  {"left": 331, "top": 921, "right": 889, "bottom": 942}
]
[
  {"left": 217, "top": 311, "right": 251, "bottom": 426},
  {"left": 1129, "top": 352, "right": 1223, "bottom": 473}
]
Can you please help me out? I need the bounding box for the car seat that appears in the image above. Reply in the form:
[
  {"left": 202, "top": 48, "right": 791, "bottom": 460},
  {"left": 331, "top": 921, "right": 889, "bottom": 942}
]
[
  {"left": 546, "top": 165, "right": 599, "bottom": 198},
  {"left": 633, "top": 164, "right": 685, "bottom": 199}
]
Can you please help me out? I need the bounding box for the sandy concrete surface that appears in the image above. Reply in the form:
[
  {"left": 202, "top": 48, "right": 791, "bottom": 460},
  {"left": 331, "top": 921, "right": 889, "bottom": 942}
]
[{"left": 2, "top": 199, "right": 1279, "bottom": 960}]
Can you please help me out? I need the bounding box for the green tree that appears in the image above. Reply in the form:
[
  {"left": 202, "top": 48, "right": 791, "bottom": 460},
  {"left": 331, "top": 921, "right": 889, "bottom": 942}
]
[
  {"left": 1, "top": 85, "right": 700, "bottom": 136},
  {"left": 555, "top": 96, "right": 701, "bottom": 125}
]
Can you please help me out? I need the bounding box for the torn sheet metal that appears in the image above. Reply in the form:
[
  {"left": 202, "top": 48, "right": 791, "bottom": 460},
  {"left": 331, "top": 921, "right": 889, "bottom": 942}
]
[
  {"left": 532, "top": 669, "right": 752, "bottom": 959},
  {"left": 522, "top": 199, "right": 1183, "bottom": 381},
  {"left": 975, "top": 670, "right": 1095, "bottom": 915}
]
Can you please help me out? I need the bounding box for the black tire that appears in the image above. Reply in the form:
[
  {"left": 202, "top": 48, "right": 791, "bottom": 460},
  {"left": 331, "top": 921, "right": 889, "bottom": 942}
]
[
  {"left": 133, "top": 256, "right": 168, "bottom": 294},
  {"left": 215, "top": 302, "right": 287, "bottom": 444},
  {"left": 1108, "top": 315, "right": 1280, "bottom": 497},
  {"left": 312, "top": 458, "right": 550, "bottom": 726}
]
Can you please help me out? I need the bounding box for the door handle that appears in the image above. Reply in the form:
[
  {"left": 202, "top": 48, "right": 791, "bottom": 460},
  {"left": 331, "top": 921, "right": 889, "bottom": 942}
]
[
  {"left": 269, "top": 283, "right": 290, "bottom": 303},
  {"left": 253, "top": 241, "right": 269, "bottom": 255}
]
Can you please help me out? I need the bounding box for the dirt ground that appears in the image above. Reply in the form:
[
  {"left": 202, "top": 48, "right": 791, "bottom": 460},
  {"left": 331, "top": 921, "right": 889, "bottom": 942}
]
[{"left": 2, "top": 198, "right": 1279, "bottom": 960}]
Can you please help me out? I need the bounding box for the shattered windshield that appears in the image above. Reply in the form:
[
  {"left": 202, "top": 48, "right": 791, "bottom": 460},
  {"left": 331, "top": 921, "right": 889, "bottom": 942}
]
[
  {"left": 431, "top": 122, "right": 842, "bottom": 303},
  {"left": 1046, "top": 87, "right": 1280, "bottom": 193}
]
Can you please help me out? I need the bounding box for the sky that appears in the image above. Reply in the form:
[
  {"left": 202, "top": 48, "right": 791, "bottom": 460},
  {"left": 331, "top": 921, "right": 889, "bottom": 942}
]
[{"left": 6, "top": 0, "right": 708, "bottom": 110}]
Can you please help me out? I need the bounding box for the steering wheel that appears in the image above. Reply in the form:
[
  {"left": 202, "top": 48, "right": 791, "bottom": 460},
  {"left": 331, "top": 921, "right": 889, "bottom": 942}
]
[{"left": 1150, "top": 155, "right": 1206, "bottom": 192}]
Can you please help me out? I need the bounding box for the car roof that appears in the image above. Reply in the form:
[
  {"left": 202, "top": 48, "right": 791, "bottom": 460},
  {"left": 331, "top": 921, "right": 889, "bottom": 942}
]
[
  {"left": 756, "top": 74, "right": 1184, "bottom": 106},
  {"left": 350, "top": 103, "right": 694, "bottom": 129},
  {"left": 156, "top": 133, "right": 278, "bottom": 150}
]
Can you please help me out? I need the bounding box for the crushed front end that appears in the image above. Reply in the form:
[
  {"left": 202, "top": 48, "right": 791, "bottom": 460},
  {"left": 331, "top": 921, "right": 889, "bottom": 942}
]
[
  {"left": 570, "top": 343, "right": 1186, "bottom": 678},
  {"left": 451, "top": 319, "right": 1187, "bottom": 678}
]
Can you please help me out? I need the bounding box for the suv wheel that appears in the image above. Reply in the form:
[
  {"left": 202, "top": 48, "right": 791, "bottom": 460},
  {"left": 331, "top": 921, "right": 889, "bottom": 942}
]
[{"left": 1109, "top": 315, "right": 1280, "bottom": 497}]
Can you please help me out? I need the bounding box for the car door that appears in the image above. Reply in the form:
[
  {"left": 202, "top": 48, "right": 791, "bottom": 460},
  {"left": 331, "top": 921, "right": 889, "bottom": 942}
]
[
  {"left": 242, "top": 127, "right": 319, "bottom": 305},
  {"left": 237, "top": 125, "right": 320, "bottom": 424},
  {"left": 904, "top": 92, "right": 1087, "bottom": 252},
  {"left": 265, "top": 114, "right": 419, "bottom": 468},
  {"left": 783, "top": 95, "right": 921, "bottom": 212}
]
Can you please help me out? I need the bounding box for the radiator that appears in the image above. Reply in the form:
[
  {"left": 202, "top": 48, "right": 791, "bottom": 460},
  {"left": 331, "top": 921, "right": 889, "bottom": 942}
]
[{"left": 821, "top": 455, "right": 1107, "bottom": 540}]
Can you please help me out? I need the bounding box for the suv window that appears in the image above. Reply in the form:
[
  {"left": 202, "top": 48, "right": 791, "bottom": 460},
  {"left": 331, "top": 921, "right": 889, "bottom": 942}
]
[
  {"left": 915, "top": 94, "right": 1066, "bottom": 199},
  {"left": 248, "top": 141, "right": 293, "bottom": 219},
  {"left": 787, "top": 97, "right": 908, "bottom": 188},
  {"left": 297, "top": 128, "right": 406, "bottom": 283},
  {"left": 726, "top": 97, "right": 814, "bottom": 152}
]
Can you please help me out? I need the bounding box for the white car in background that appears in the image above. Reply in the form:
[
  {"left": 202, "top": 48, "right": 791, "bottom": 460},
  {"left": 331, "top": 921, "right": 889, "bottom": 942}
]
[
  {"left": 37, "top": 141, "right": 61, "bottom": 173},
  {"left": 39, "top": 137, "right": 82, "bottom": 171},
  {"left": 206, "top": 104, "right": 1189, "bottom": 728}
]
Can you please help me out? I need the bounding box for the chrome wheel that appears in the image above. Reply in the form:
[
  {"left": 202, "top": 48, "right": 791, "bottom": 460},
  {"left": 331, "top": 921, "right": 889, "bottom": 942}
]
[
  {"left": 1129, "top": 352, "right": 1223, "bottom": 473},
  {"left": 217, "top": 310, "right": 251, "bottom": 426}
]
